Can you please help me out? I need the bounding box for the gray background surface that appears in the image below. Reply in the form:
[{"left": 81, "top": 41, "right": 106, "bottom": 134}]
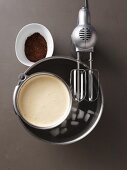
[{"left": 0, "top": 0, "right": 127, "bottom": 169}]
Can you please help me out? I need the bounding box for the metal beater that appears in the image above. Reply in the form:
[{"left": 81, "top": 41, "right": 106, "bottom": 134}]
[{"left": 70, "top": 0, "right": 99, "bottom": 102}]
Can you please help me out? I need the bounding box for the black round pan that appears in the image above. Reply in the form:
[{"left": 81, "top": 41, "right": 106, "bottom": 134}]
[{"left": 15, "top": 56, "right": 104, "bottom": 144}]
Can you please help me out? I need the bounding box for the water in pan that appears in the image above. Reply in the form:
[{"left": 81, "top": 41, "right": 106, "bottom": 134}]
[
  {"left": 50, "top": 105, "right": 95, "bottom": 137},
  {"left": 48, "top": 93, "right": 97, "bottom": 142}
]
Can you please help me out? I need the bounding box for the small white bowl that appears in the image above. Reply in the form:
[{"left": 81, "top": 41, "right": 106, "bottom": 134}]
[{"left": 15, "top": 23, "right": 54, "bottom": 66}]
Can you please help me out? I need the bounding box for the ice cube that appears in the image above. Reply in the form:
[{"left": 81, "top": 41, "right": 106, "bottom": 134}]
[
  {"left": 72, "top": 113, "right": 77, "bottom": 121},
  {"left": 60, "top": 128, "right": 67, "bottom": 134},
  {"left": 71, "top": 121, "right": 79, "bottom": 126},
  {"left": 50, "top": 128, "right": 60, "bottom": 137},
  {"left": 84, "top": 113, "right": 90, "bottom": 122},
  {"left": 71, "top": 107, "right": 77, "bottom": 112},
  {"left": 77, "top": 110, "right": 84, "bottom": 119},
  {"left": 87, "top": 110, "right": 94, "bottom": 115}
]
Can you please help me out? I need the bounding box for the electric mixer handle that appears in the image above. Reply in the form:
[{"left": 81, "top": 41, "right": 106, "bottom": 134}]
[
  {"left": 78, "top": 7, "right": 90, "bottom": 26},
  {"left": 78, "top": 0, "right": 90, "bottom": 26}
]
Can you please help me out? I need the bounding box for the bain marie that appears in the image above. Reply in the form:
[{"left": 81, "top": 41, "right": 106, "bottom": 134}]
[{"left": 17, "top": 74, "right": 71, "bottom": 128}]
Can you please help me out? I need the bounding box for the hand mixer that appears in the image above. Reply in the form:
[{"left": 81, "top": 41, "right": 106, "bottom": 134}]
[{"left": 70, "top": 0, "right": 99, "bottom": 102}]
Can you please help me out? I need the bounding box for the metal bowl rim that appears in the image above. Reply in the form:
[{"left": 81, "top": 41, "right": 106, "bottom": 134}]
[{"left": 14, "top": 72, "right": 72, "bottom": 130}]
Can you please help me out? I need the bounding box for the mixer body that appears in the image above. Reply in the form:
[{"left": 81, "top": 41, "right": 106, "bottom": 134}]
[
  {"left": 71, "top": 25, "right": 97, "bottom": 52},
  {"left": 71, "top": 5, "right": 97, "bottom": 52}
]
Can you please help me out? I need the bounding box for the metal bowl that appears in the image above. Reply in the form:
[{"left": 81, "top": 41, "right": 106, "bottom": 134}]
[
  {"left": 13, "top": 72, "right": 72, "bottom": 130},
  {"left": 13, "top": 56, "right": 104, "bottom": 144}
]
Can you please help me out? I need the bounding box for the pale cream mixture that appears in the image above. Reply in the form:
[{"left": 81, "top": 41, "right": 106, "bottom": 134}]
[{"left": 17, "top": 74, "right": 71, "bottom": 128}]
